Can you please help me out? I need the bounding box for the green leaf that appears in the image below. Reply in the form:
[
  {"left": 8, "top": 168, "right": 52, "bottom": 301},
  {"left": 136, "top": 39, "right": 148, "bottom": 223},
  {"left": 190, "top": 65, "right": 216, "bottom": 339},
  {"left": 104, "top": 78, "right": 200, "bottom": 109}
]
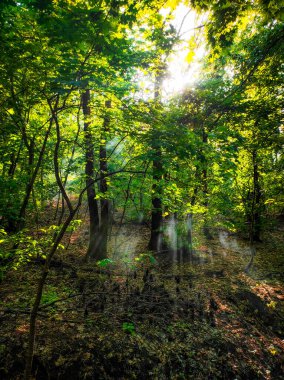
[{"left": 97, "top": 258, "right": 114, "bottom": 268}]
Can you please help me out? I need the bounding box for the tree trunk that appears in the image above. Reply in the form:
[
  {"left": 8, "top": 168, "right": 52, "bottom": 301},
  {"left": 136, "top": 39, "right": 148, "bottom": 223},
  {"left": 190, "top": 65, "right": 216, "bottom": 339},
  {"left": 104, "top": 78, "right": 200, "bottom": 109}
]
[
  {"left": 252, "top": 149, "right": 262, "bottom": 242},
  {"left": 82, "top": 89, "right": 100, "bottom": 260},
  {"left": 149, "top": 153, "right": 163, "bottom": 251},
  {"left": 245, "top": 150, "right": 262, "bottom": 272},
  {"left": 8, "top": 139, "right": 22, "bottom": 178},
  {"left": 148, "top": 72, "right": 164, "bottom": 252},
  {"left": 3, "top": 140, "right": 23, "bottom": 231},
  {"left": 97, "top": 99, "right": 111, "bottom": 259},
  {"left": 201, "top": 128, "right": 213, "bottom": 240},
  {"left": 16, "top": 122, "right": 52, "bottom": 231},
  {"left": 24, "top": 208, "right": 78, "bottom": 379}
]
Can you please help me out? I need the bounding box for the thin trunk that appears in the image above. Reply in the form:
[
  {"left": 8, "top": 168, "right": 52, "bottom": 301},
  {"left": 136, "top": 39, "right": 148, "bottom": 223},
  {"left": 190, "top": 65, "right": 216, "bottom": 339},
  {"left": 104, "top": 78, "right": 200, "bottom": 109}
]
[
  {"left": 149, "top": 73, "right": 163, "bottom": 252},
  {"left": 245, "top": 150, "right": 261, "bottom": 272},
  {"left": 138, "top": 161, "right": 150, "bottom": 223},
  {"left": 96, "top": 100, "right": 111, "bottom": 259},
  {"left": 24, "top": 210, "right": 77, "bottom": 380},
  {"left": 149, "top": 157, "right": 163, "bottom": 251},
  {"left": 252, "top": 150, "right": 262, "bottom": 241},
  {"left": 202, "top": 129, "right": 208, "bottom": 205},
  {"left": 120, "top": 175, "right": 133, "bottom": 226},
  {"left": 184, "top": 185, "right": 198, "bottom": 255},
  {"left": 8, "top": 139, "right": 22, "bottom": 178},
  {"left": 63, "top": 107, "right": 81, "bottom": 188},
  {"left": 201, "top": 128, "right": 213, "bottom": 240},
  {"left": 32, "top": 189, "right": 39, "bottom": 232},
  {"left": 27, "top": 138, "right": 35, "bottom": 174},
  {"left": 17, "top": 121, "right": 52, "bottom": 231},
  {"left": 4, "top": 140, "right": 23, "bottom": 230},
  {"left": 82, "top": 89, "right": 100, "bottom": 260},
  {"left": 54, "top": 191, "right": 61, "bottom": 221},
  {"left": 53, "top": 113, "right": 80, "bottom": 222},
  {"left": 57, "top": 196, "right": 65, "bottom": 226},
  {"left": 246, "top": 149, "right": 262, "bottom": 243},
  {"left": 40, "top": 166, "right": 44, "bottom": 207}
]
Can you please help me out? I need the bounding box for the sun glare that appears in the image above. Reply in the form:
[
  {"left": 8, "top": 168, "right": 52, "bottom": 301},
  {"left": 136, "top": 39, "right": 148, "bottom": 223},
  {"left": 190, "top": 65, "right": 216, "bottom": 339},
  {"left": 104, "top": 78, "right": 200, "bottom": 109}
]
[{"left": 162, "top": 5, "right": 207, "bottom": 96}]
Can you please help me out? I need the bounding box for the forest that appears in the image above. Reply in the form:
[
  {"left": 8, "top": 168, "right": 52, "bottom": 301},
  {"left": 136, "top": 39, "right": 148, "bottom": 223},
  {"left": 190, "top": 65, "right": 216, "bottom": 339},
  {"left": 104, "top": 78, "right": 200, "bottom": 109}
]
[{"left": 0, "top": 0, "right": 283, "bottom": 379}]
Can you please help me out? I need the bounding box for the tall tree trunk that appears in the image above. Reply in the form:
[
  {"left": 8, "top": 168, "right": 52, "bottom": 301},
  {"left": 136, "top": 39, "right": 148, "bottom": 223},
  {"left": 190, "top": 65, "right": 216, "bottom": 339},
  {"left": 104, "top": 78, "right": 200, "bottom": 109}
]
[
  {"left": 252, "top": 149, "right": 262, "bottom": 241},
  {"left": 201, "top": 128, "right": 213, "bottom": 240},
  {"left": 149, "top": 152, "right": 163, "bottom": 251},
  {"left": 245, "top": 149, "right": 262, "bottom": 272},
  {"left": 246, "top": 149, "right": 262, "bottom": 243},
  {"left": 96, "top": 99, "right": 111, "bottom": 259},
  {"left": 148, "top": 73, "right": 163, "bottom": 252},
  {"left": 82, "top": 89, "right": 100, "bottom": 260}
]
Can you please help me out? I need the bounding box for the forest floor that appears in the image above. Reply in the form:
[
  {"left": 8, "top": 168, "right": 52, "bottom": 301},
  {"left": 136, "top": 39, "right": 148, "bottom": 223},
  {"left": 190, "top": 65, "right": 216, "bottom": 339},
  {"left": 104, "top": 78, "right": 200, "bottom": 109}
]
[{"left": 0, "top": 209, "right": 284, "bottom": 379}]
